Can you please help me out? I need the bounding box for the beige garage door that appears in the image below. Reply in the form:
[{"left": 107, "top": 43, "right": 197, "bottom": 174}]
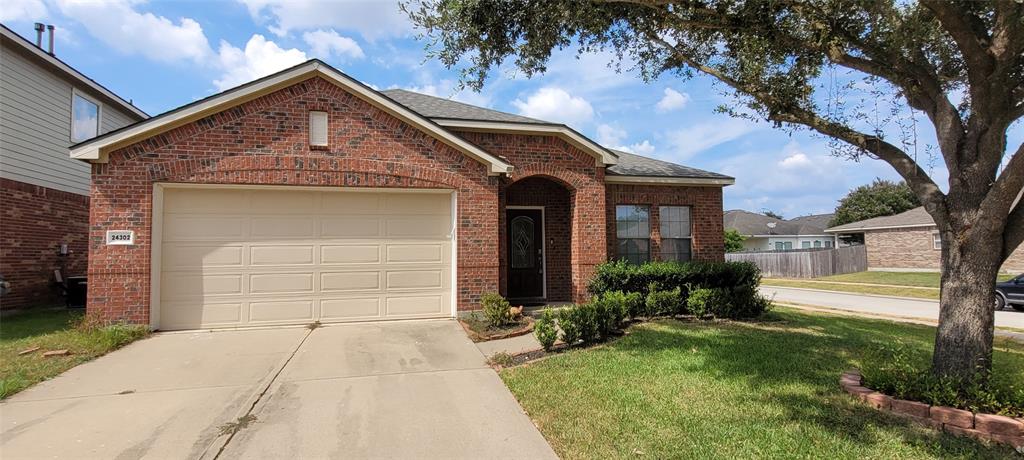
[{"left": 158, "top": 187, "right": 453, "bottom": 330}]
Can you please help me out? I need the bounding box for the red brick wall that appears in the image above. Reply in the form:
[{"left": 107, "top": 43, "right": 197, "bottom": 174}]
[
  {"left": 505, "top": 176, "right": 572, "bottom": 301},
  {"left": 605, "top": 183, "right": 725, "bottom": 262},
  {"left": 456, "top": 131, "right": 608, "bottom": 302},
  {"left": 1, "top": 178, "right": 89, "bottom": 309},
  {"left": 88, "top": 77, "right": 500, "bottom": 323}
]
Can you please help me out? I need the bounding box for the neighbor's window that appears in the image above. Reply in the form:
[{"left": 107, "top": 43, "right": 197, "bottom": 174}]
[
  {"left": 814, "top": 240, "right": 822, "bottom": 248},
  {"left": 71, "top": 92, "right": 99, "bottom": 142},
  {"left": 775, "top": 242, "right": 784, "bottom": 251},
  {"left": 616, "top": 205, "right": 650, "bottom": 264},
  {"left": 932, "top": 231, "right": 942, "bottom": 250},
  {"left": 659, "top": 206, "right": 692, "bottom": 262},
  {"left": 825, "top": 240, "right": 834, "bottom": 248},
  {"left": 784, "top": 241, "right": 793, "bottom": 250},
  {"left": 801, "top": 241, "right": 811, "bottom": 249}
]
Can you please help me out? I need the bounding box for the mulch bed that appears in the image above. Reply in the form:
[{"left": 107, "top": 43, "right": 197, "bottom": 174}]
[{"left": 459, "top": 317, "right": 535, "bottom": 342}]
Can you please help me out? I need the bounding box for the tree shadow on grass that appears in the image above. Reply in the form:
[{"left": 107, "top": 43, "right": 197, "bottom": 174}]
[
  {"left": 607, "top": 311, "right": 1021, "bottom": 457},
  {"left": 0, "top": 309, "right": 80, "bottom": 342}
]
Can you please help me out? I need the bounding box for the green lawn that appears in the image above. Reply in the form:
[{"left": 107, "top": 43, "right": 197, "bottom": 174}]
[
  {"left": 762, "top": 279, "right": 941, "bottom": 300},
  {"left": 501, "top": 307, "right": 1023, "bottom": 459},
  {"left": 762, "top": 271, "right": 1018, "bottom": 300},
  {"left": 816, "top": 271, "right": 1016, "bottom": 288},
  {"left": 1, "top": 309, "right": 149, "bottom": 399}
]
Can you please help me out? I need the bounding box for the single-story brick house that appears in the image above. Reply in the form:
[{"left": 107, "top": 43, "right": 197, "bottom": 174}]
[
  {"left": 826, "top": 206, "right": 1024, "bottom": 273},
  {"left": 71, "top": 60, "right": 732, "bottom": 330}
]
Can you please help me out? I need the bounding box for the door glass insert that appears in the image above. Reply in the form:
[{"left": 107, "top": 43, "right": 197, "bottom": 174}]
[{"left": 511, "top": 215, "right": 535, "bottom": 269}]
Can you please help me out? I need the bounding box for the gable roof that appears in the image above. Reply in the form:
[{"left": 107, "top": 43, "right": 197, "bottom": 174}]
[
  {"left": 724, "top": 210, "right": 833, "bottom": 236},
  {"left": 607, "top": 150, "right": 733, "bottom": 183},
  {"left": 826, "top": 206, "right": 934, "bottom": 233},
  {"left": 1, "top": 23, "right": 147, "bottom": 120},
  {"left": 68, "top": 59, "right": 513, "bottom": 175}
]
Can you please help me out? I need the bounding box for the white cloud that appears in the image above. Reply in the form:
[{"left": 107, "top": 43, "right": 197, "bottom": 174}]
[
  {"left": 1, "top": 0, "right": 47, "bottom": 22},
  {"left": 55, "top": 0, "right": 213, "bottom": 64},
  {"left": 666, "top": 118, "right": 758, "bottom": 160},
  {"left": 512, "top": 87, "right": 594, "bottom": 126},
  {"left": 302, "top": 29, "right": 364, "bottom": 59},
  {"left": 656, "top": 88, "right": 690, "bottom": 112},
  {"left": 779, "top": 152, "right": 813, "bottom": 169},
  {"left": 238, "top": 0, "right": 410, "bottom": 39},
  {"left": 214, "top": 35, "right": 308, "bottom": 91},
  {"left": 595, "top": 124, "right": 655, "bottom": 155},
  {"left": 619, "top": 140, "right": 655, "bottom": 155}
]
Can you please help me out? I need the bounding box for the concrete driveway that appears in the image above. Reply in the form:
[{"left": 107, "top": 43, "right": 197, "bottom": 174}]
[{"left": 0, "top": 321, "right": 556, "bottom": 459}]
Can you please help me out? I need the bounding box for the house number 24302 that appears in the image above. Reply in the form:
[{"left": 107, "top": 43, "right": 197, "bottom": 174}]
[{"left": 105, "top": 230, "right": 135, "bottom": 245}]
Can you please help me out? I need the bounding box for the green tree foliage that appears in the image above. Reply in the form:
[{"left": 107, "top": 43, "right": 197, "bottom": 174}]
[
  {"left": 405, "top": 0, "right": 1024, "bottom": 381},
  {"left": 831, "top": 179, "right": 921, "bottom": 227},
  {"left": 724, "top": 228, "right": 746, "bottom": 253}
]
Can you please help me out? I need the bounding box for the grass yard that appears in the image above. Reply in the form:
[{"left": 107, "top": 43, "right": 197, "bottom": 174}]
[
  {"left": 0, "top": 309, "right": 149, "bottom": 399},
  {"left": 762, "top": 271, "right": 1017, "bottom": 300},
  {"left": 501, "top": 307, "right": 1023, "bottom": 459}
]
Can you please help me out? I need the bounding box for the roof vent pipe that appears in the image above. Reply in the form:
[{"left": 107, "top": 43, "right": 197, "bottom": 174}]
[
  {"left": 47, "top": 25, "right": 54, "bottom": 55},
  {"left": 33, "top": 23, "right": 44, "bottom": 48}
]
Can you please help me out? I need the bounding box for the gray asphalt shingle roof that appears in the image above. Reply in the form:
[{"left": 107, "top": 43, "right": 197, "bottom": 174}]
[
  {"left": 380, "top": 89, "right": 550, "bottom": 124},
  {"left": 826, "top": 206, "right": 934, "bottom": 232},
  {"left": 381, "top": 89, "right": 731, "bottom": 181}
]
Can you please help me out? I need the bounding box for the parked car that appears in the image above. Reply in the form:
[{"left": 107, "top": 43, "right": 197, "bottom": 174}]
[{"left": 996, "top": 274, "right": 1024, "bottom": 311}]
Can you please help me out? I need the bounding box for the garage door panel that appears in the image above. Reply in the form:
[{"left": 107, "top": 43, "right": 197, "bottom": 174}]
[
  {"left": 249, "top": 300, "right": 314, "bottom": 323},
  {"left": 165, "top": 217, "right": 245, "bottom": 241},
  {"left": 321, "top": 271, "right": 381, "bottom": 292},
  {"left": 163, "top": 245, "right": 245, "bottom": 269},
  {"left": 320, "top": 298, "right": 381, "bottom": 320},
  {"left": 249, "top": 273, "right": 314, "bottom": 294},
  {"left": 250, "top": 245, "right": 315, "bottom": 266},
  {"left": 321, "top": 217, "right": 381, "bottom": 238},
  {"left": 160, "top": 188, "right": 453, "bottom": 330},
  {"left": 321, "top": 245, "right": 380, "bottom": 264},
  {"left": 386, "top": 244, "right": 445, "bottom": 264},
  {"left": 251, "top": 217, "right": 315, "bottom": 239},
  {"left": 161, "top": 302, "right": 243, "bottom": 328},
  {"left": 163, "top": 273, "right": 244, "bottom": 297},
  {"left": 385, "top": 217, "right": 450, "bottom": 238},
  {"left": 386, "top": 295, "right": 445, "bottom": 316}
]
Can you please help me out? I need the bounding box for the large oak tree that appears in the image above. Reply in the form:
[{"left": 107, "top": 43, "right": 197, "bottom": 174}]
[{"left": 404, "top": 0, "right": 1024, "bottom": 380}]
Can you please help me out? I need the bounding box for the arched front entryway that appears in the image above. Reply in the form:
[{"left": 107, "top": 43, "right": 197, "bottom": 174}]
[{"left": 501, "top": 175, "right": 574, "bottom": 302}]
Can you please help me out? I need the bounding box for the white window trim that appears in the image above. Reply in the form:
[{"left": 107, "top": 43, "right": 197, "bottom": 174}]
[
  {"left": 70, "top": 88, "right": 102, "bottom": 143},
  {"left": 932, "top": 230, "right": 942, "bottom": 250}
]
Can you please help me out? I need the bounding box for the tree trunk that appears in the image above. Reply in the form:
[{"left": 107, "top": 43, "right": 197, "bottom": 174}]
[{"left": 931, "top": 227, "right": 1003, "bottom": 379}]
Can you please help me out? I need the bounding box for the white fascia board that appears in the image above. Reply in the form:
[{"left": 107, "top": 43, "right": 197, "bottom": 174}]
[
  {"left": 69, "top": 62, "right": 514, "bottom": 175},
  {"left": 435, "top": 119, "right": 618, "bottom": 166},
  {"left": 824, "top": 223, "right": 936, "bottom": 233},
  {"left": 604, "top": 175, "right": 735, "bottom": 186}
]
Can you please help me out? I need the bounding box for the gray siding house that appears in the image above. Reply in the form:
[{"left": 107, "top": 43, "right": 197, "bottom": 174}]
[{"left": 1, "top": 23, "right": 147, "bottom": 309}]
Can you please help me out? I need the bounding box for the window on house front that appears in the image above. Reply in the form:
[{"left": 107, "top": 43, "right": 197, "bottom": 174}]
[
  {"left": 616, "top": 205, "right": 650, "bottom": 264},
  {"left": 71, "top": 92, "right": 99, "bottom": 142},
  {"left": 659, "top": 206, "right": 692, "bottom": 262},
  {"left": 933, "top": 231, "right": 942, "bottom": 250},
  {"left": 801, "top": 241, "right": 811, "bottom": 249},
  {"left": 814, "top": 240, "right": 822, "bottom": 248}
]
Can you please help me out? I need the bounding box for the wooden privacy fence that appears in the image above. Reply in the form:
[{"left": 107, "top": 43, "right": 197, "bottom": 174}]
[{"left": 725, "top": 245, "right": 868, "bottom": 278}]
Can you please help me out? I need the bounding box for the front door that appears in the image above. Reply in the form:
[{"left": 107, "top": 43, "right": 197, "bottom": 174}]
[{"left": 507, "top": 208, "right": 544, "bottom": 299}]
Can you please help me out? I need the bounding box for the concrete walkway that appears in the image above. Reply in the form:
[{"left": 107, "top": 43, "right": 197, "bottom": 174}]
[
  {"left": 762, "top": 286, "right": 1024, "bottom": 330},
  {"left": 0, "top": 321, "right": 556, "bottom": 459}
]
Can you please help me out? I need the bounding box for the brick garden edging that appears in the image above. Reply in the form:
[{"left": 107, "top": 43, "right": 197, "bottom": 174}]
[{"left": 840, "top": 370, "right": 1024, "bottom": 451}]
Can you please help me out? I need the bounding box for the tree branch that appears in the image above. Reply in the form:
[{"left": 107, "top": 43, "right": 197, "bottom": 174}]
[{"left": 921, "top": 0, "right": 994, "bottom": 79}]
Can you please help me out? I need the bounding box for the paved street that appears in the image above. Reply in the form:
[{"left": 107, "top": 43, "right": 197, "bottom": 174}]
[{"left": 761, "top": 286, "right": 1024, "bottom": 330}]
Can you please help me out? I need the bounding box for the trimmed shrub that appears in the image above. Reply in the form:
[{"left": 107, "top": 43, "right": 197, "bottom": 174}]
[
  {"left": 588, "top": 260, "right": 766, "bottom": 319},
  {"left": 557, "top": 307, "right": 582, "bottom": 346},
  {"left": 534, "top": 309, "right": 558, "bottom": 352},
  {"left": 599, "top": 290, "right": 636, "bottom": 325},
  {"left": 480, "top": 292, "right": 514, "bottom": 327},
  {"left": 645, "top": 287, "right": 682, "bottom": 317},
  {"left": 576, "top": 303, "right": 600, "bottom": 344},
  {"left": 686, "top": 287, "right": 716, "bottom": 318}
]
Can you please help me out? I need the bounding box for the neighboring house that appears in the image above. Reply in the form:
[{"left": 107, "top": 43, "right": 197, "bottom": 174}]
[
  {"left": 69, "top": 59, "right": 734, "bottom": 330},
  {"left": 724, "top": 210, "right": 837, "bottom": 251},
  {"left": 826, "top": 206, "right": 1024, "bottom": 273},
  {"left": 0, "top": 24, "right": 147, "bottom": 309}
]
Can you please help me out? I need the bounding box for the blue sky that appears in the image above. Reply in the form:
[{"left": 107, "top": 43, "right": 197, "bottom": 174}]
[{"left": 5, "top": 0, "right": 1018, "bottom": 218}]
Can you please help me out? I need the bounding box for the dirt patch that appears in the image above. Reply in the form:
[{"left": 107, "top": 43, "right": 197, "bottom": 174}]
[{"left": 459, "top": 317, "right": 535, "bottom": 342}]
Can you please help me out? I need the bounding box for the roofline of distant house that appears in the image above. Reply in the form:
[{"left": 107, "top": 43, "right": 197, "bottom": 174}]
[
  {"left": 740, "top": 233, "right": 835, "bottom": 238},
  {"left": 825, "top": 223, "right": 936, "bottom": 233},
  {"left": 0, "top": 23, "right": 148, "bottom": 119},
  {"left": 604, "top": 175, "right": 734, "bottom": 186}
]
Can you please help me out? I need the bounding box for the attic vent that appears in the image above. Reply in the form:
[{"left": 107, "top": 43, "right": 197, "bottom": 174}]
[{"left": 309, "top": 111, "right": 328, "bottom": 147}]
